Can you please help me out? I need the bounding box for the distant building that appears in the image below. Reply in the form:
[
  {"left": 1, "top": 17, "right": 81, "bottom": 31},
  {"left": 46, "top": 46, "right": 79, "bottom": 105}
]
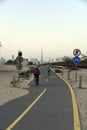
[
  {"left": 48, "top": 57, "right": 51, "bottom": 63},
  {"left": 56, "top": 57, "right": 62, "bottom": 62},
  {"left": 22, "top": 58, "right": 29, "bottom": 67},
  {"left": 0, "top": 57, "right": 5, "bottom": 65},
  {"left": 30, "top": 58, "right": 39, "bottom": 65},
  {"left": 48, "top": 58, "right": 55, "bottom": 63}
]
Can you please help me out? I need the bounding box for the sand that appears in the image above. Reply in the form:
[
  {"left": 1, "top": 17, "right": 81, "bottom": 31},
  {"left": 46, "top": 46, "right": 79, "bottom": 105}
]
[
  {"left": 0, "top": 65, "right": 87, "bottom": 130},
  {"left": 0, "top": 65, "right": 29, "bottom": 105}
]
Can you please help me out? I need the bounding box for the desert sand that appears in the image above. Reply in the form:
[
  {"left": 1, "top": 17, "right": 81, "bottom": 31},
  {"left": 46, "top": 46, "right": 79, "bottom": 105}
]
[
  {"left": 0, "top": 65, "right": 30, "bottom": 105},
  {"left": 0, "top": 65, "right": 87, "bottom": 130}
]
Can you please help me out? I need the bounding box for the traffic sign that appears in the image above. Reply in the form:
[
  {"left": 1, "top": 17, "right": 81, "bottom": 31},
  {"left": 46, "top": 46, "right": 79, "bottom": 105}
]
[
  {"left": 73, "top": 49, "right": 81, "bottom": 56},
  {"left": 73, "top": 56, "right": 80, "bottom": 64}
]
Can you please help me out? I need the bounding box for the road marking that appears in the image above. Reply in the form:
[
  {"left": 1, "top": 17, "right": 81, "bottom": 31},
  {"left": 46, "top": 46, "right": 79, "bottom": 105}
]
[
  {"left": 6, "top": 88, "right": 46, "bottom": 130},
  {"left": 25, "top": 76, "right": 34, "bottom": 86},
  {"left": 57, "top": 74, "right": 81, "bottom": 130},
  {"left": 19, "top": 76, "right": 34, "bottom": 89}
]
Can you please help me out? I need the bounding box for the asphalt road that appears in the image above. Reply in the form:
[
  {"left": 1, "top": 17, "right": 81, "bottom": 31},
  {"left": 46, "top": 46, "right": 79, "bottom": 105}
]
[{"left": 0, "top": 66, "right": 81, "bottom": 130}]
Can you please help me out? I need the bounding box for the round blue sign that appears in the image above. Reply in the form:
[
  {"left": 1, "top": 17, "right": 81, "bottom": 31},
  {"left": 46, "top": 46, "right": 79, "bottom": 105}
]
[{"left": 73, "top": 56, "right": 80, "bottom": 64}]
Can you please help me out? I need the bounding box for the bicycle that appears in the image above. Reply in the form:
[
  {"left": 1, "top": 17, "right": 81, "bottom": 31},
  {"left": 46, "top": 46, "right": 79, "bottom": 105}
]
[{"left": 34, "top": 75, "right": 39, "bottom": 85}]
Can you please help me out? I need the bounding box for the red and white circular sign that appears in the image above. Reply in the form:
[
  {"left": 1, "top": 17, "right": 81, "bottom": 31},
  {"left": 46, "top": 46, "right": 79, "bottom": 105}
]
[{"left": 73, "top": 49, "right": 81, "bottom": 56}]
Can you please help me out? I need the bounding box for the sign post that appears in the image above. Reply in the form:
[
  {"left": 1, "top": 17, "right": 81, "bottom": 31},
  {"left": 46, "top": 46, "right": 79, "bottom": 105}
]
[
  {"left": 73, "top": 49, "right": 81, "bottom": 81},
  {"left": 73, "top": 56, "right": 80, "bottom": 81}
]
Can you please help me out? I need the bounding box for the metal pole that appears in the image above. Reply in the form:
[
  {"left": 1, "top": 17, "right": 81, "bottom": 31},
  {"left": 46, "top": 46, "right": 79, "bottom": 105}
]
[
  {"left": 61, "top": 68, "right": 63, "bottom": 75},
  {"left": 68, "top": 70, "right": 70, "bottom": 80},
  {"left": 75, "top": 64, "right": 77, "bottom": 81}
]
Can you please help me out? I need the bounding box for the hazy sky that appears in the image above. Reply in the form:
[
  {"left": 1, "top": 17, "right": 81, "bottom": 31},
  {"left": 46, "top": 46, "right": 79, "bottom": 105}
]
[{"left": 0, "top": 0, "right": 87, "bottom": 61}]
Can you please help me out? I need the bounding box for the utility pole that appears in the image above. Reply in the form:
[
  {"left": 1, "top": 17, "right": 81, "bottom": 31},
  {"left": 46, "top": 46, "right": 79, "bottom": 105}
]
[{"left": 41, "top": 45, "right": 43, "bottom": 64}]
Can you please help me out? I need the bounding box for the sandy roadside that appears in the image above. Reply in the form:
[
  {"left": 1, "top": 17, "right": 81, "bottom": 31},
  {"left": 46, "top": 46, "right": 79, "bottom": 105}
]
[{"left": 0, "top": 65, "right": 30, "bottom": 105}]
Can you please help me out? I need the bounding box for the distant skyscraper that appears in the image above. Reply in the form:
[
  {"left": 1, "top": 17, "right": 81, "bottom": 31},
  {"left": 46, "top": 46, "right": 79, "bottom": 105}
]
[
  {"left": 0, "top": 57, "right": 5, "bottom": 65},
  {"left": 41, "top": 45, "right": 43, "bottom": 64}
]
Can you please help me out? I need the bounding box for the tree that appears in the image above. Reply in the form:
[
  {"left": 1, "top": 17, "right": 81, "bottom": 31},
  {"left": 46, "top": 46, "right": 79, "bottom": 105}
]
[
  {"left": 62, "top": 56, "right": 72, "bottom": 63},
  {"left": 81, "top": 53, "right": 87, "bottom": 60}
]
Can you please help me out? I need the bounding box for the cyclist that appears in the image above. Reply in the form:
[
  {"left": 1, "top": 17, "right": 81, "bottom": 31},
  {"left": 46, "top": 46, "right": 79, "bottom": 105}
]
[
  {"left": 48, "top": 67, "right": 51, "bottom": 76},
  {"left": 33, "top": 66, "right": 40, "bottom": 85}
]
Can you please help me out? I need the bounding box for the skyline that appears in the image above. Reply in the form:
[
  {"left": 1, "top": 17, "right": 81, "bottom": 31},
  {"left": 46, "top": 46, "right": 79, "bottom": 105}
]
[{"left": 0, "top": 0, "right": 87, "bottom": 61}]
